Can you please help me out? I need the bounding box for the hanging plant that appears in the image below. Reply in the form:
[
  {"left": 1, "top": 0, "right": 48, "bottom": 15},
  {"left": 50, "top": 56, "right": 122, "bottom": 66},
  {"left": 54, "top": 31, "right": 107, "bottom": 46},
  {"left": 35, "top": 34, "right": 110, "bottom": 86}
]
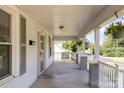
[{"left": 104, "top": 22, "right": 124, "bottom": 39}]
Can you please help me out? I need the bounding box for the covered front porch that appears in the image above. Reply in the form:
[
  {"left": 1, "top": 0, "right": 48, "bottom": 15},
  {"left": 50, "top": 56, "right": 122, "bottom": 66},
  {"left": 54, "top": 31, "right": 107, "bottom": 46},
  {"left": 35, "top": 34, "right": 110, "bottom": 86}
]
[{"left": 0, "top": 5, "right": 124, "bottom": 88}]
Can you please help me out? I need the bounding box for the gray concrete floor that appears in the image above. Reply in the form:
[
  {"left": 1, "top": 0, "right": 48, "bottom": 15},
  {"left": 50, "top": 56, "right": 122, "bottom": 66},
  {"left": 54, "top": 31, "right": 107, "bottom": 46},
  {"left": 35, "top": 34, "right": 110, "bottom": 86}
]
[{"left": 30, "top": 62, "right": 89, "bottom": 88}]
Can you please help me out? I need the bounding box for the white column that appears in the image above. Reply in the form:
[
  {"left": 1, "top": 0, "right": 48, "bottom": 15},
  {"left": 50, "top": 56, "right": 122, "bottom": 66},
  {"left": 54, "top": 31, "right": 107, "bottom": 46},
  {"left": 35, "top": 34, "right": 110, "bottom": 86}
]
[
  {"left": 94, "top": 27, "right": 100, "bottom": 59},
  {"left": 82, "top": 36, "right": 85, "bottom": 54}
]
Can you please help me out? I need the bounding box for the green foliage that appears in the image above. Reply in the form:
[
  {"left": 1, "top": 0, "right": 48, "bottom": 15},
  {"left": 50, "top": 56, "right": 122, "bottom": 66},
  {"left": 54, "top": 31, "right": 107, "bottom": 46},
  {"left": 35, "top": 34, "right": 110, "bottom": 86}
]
[
  {"left": 85, "top": 41, "right": 94, "bottom": 55},
  {"left": 100, "top": 35, "right": 124, "bottom": 57},
  {"left": 62, "top": 40, "right": 82, "bottom": 53},
  {"left": 104, "top": 22, "right": 124, "bottom": 39},
  {"left": 102, "top": 36, "right": 117, "bottom": 48},
  {"left": 85, "top": 39, "right": 90, "bottom": 50},
  {"left": 100, "top": 47, "right": 124, "bottom": 57},
  {"left": 101, "top": 21, "right": 124, "bottom": 57}
]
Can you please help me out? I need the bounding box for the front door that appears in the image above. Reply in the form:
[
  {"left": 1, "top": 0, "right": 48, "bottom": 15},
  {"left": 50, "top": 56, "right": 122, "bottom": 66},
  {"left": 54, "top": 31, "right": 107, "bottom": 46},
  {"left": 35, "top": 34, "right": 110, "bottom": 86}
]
[{"left": 38, "top": 32, "right": 44, "bottom": 76}]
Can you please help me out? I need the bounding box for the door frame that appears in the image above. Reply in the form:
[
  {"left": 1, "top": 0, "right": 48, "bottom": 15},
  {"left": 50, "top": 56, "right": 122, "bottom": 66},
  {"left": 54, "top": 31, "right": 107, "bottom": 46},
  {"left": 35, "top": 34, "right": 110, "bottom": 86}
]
[{"left": 37, "top": 31, "right": 45, "bottom": 77}]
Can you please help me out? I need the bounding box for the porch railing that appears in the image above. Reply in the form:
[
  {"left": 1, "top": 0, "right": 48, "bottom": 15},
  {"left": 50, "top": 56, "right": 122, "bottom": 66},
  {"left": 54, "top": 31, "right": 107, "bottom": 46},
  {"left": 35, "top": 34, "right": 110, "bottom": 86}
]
[
  {"left": 89, "top": 58, "right": 124, "bottom": 88},
  {"left": 98, "top": 62, "right": 118, "bottom": 88},
  {"left": 98, "top": 62, "right": 124, "bottom": 88},
  {"left": 77, "top": 53, "right": 124, "bottom": 88},
  {"left": 54, "top": 52, "right": 76, "bottom": 62}
]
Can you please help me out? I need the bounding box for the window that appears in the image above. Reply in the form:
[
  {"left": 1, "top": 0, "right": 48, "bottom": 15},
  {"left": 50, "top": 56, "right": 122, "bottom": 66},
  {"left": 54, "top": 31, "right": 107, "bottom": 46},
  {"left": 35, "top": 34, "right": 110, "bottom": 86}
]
[
  {"left": 49, "top": 35, "right": 52, "bottom": 57},
  {"left": 85, "top": 31, "right": 95, "bottom": 58},
  {"left": 20, "top": 15, "right": 26, "bottom": 75},
  {"left": 100, "top": 16, "right": 124, "bottom": 62},
  {"left": 0, "top": 9, "right": 12, "bottom": 79}
]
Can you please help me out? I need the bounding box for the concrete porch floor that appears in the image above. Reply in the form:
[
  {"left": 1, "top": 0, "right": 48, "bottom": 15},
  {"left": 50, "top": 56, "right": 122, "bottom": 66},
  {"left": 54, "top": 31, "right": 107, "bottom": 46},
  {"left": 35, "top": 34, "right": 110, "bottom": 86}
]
[{"left": 30, "top": 62, "right": 89, "bottom": 88}]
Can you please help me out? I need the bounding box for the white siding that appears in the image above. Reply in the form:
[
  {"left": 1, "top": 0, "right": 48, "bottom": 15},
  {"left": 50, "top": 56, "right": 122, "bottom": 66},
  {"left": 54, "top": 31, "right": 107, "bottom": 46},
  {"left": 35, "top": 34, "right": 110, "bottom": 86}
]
[
  {"left": 44, "top": 34, "right": 54, "bottom": 69},
  {"left": 0, "top": 6, "right": 54, "bottom": 88}
]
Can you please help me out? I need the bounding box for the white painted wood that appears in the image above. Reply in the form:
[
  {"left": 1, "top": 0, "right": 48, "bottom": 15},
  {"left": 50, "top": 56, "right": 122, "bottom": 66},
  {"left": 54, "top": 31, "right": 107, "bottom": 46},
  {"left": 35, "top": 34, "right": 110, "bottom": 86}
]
[
  {"left": 94, "top": 27, "right": 100, "bottom": 59},
  {"left": 98, "top": 62, "right": 117, "bottom": 88},
  {"left": 116, "top": 65, "right": 124, "bottom": 88},
  {"left": 17, "top": 5, "right": 106, "bottom": 37},
  {"left": 54, "top": 36, "right": 78, "bottom": 41},
  {"left": 0, "top": 6, "right": 54, "bottom": 88},
  {"left": 79, "top": 6, "right": 124, "bottom": 38},
  {"left": 89, "top": 59, "right": 99, "bottom": 87},
  {"left": 82, "top": 36, "right": 85, "bottom": 54},
  {"left": 97, "top": 61, "right": 124, "bottom": 88}
]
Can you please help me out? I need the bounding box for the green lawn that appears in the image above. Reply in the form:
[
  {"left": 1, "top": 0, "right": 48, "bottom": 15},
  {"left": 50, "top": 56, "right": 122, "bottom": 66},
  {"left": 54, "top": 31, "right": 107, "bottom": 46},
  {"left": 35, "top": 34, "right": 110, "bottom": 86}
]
[{"left": 101, "top": 57, "right": 124, "bottom": 63}]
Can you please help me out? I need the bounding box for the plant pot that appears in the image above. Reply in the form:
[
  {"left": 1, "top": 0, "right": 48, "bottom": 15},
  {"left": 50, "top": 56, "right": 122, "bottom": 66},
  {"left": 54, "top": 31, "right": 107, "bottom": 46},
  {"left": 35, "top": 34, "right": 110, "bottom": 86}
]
[{"left": 112, "top": 31, "right": 124, "bottom": 39}]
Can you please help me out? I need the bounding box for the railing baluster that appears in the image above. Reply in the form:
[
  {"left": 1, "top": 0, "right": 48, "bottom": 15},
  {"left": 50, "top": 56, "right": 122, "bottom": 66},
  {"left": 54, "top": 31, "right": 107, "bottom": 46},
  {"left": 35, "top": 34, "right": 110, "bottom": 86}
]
[
  {"left": 106, "top": 66, "right": 108, "bottom": 87},
  {"left": 111, "top": 69, "right": 114, "bottom": 88},
  {"left": 103, "top": 66, "right": 106, "bottom": 88},
  {"left": 110, "top": 69, "right": 112, "bottom": 88},
  {"left": 108, "top": 68, "right": 110, "bottom": 88},
  {"left": 88, "top": 56, "right": 124, "bottom": 88},
  {"left": 98, "top": 62, "right": 121, "bottom": 88},
  {"left": 105, "top": 66, "right": 108, "bottom": 88},
  {"left": 107, "top": 66, "right": 109, "bottom": 87},
  {"left": 123, "top": 71, "right": 124, "bottom": 87},
  {"left": 99, "top": 63, "right": 102, "bottom": 87},
  {"left": 113, "top": 69, "right": 115, "bottom": 88}
]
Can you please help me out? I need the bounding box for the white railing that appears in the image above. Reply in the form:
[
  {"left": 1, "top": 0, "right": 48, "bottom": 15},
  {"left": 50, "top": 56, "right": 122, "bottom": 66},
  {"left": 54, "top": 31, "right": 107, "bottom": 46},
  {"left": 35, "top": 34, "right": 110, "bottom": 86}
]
[
  {"left": 87, "top": 55, "right": 94, "bottom": 71},
  {"left": 98, "top": 62, "right": 124, "bottom": 88},
  {"left": 117, "top": 66, "right": 124, "bottom": 88},
  {"left": 54, "top": 52, "right": 76, "bottom": 62},
  {"left": 76, "top": 53, "right": 124, "bottom": 88},
  {"left": 99, "top": 62, "right": 118, "bottom": 88},
  {"left": 87, "top": 56, "right": 124, "bottom": 88}
]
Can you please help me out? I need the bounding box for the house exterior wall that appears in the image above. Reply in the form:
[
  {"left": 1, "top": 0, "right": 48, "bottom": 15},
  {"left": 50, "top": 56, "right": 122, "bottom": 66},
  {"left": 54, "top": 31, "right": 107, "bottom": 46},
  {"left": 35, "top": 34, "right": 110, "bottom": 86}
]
[
  {"left": 0, "top": 6, "right": 54, "bottom": 88},
  {"left": 43, "top": 33, "right": 54, "bottom": 69}
]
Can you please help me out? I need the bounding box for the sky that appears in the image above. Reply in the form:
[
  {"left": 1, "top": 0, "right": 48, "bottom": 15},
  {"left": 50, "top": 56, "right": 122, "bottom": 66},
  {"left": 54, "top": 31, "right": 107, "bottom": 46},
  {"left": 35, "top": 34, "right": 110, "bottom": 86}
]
[{"left": 86, "top": 16, "right": 124, "bottom": 45}]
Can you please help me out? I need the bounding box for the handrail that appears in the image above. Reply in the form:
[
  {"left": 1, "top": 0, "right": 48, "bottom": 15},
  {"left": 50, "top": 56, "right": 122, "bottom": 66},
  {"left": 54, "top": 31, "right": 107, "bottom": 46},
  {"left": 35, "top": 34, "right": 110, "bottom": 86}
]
[
  {"left": 54, "top": 52, "right": 76, "bottom": 62},
  {"left": 99, "top": 61, "right": 124, "bottom": 88},
  {"left": 87, "top": 55, "right": 124, "bottom": 88},
  {"left": 98, "top": 61, "right": 116, "bottom": 68}
]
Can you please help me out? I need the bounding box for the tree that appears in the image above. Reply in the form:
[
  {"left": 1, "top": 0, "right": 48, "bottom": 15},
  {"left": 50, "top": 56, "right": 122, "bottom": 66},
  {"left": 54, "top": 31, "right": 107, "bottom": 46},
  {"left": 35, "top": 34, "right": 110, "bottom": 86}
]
[
  {"left": 62, "top": 40, "right": 82, "bottom": 53},
  {"left": 62, "top": 39, "right": 92, "bottom": 53},
  {"left": 101, "top": 20, "right": 124, "bottom": 57},
  {"left": 100, "top": 35, "right": 124, "bottom": 57}
]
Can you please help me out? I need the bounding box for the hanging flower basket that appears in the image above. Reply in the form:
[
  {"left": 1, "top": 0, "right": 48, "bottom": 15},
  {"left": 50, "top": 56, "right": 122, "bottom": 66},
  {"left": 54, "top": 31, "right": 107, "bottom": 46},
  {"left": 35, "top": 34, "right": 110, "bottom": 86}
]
[
  {"left": 112, "top": 30, "right": 124, "bottom": 39},
  {"left": 104, "top": 22, "right": 124, "bottom": 39}
]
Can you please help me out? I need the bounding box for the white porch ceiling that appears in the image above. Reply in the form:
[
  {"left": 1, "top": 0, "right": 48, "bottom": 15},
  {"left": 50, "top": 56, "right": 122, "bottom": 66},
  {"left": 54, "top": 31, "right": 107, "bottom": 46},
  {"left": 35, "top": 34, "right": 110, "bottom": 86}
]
[{"left": 17, "top": 5, "right": 106, "bottom": 37}]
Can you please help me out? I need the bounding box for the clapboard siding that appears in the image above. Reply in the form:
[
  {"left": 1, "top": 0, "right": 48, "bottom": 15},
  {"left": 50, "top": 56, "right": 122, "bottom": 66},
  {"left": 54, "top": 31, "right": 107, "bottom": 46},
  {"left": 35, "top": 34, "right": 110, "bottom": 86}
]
[{"left": 0, "top": 5, "right": 54, "bottom": 88}]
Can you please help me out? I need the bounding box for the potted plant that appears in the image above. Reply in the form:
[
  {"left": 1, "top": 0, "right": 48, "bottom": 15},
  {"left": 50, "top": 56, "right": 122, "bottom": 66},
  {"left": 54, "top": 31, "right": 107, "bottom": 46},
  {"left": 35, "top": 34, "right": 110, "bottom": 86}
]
[{"left": 104, "top": 22, "right": 124, "bottom": 39}]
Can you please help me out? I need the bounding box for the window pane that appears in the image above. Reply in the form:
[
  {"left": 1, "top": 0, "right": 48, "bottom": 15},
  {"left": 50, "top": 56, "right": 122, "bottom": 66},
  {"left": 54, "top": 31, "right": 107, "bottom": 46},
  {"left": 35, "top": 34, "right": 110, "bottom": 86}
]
[
  {"left": 49, "top": 35, "right": 51, "bottom": 56},
  {"left": 20, "top": 16, "right": 26, "bottom": 44},
  {"left": 20, "top": 46, "right": 26, "bottom": 75},
  {"left": 0, "top": 9, "right": 11, "bottom": 42},
  {"left": 0, "top": 45, "right": 11, "bottom": 79},
  {"left": 20, "top": 15, "right": 26, "bottom": 75}
]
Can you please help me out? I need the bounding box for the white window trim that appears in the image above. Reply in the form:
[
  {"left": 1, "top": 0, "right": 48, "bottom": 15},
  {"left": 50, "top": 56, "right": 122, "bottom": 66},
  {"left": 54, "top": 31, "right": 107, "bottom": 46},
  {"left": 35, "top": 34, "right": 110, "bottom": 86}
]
[
  {"left": 0, "top": 76, "right": 14, "bottom": 87},
  {"left": 0, "top": 6, "right": 19, "bottom": 86}
]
